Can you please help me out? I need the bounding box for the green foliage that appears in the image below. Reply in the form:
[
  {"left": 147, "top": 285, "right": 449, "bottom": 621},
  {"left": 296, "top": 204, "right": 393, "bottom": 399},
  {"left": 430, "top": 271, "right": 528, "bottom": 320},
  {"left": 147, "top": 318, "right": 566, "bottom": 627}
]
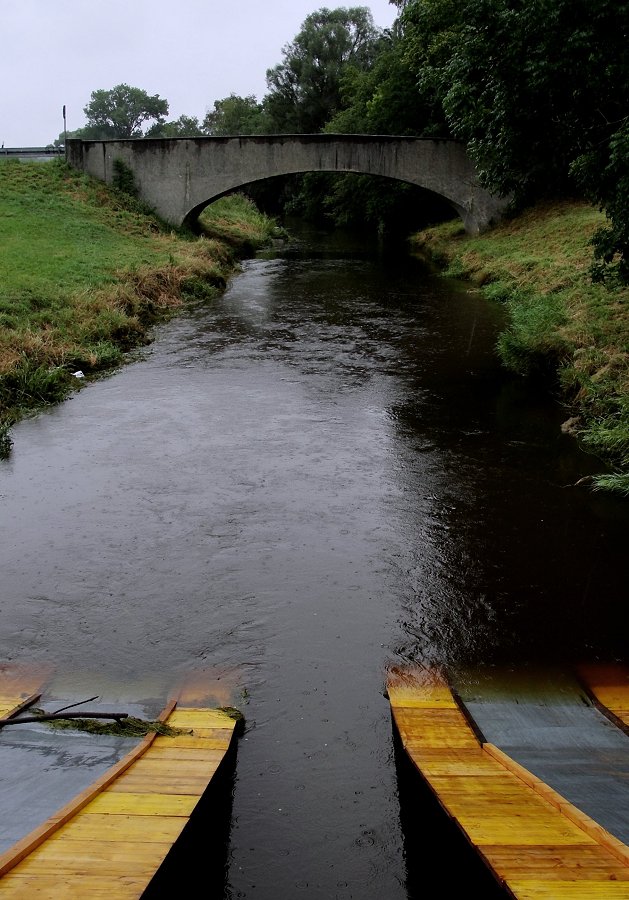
[
  {"left": 399, "top": 0, "right": 466, "bottom": 135},
  {"left": 145, "top": 115, "right": 205, "bottom": 137},
  {"left": 0, "top": 361, "right": 71, "bottom": 409},
  {"left": 0, "top": 417, "right": 13, "bottom": 458},
  {"left": 203, "top": 94, "right": 268, "bottom": 135},
  {"left": 111, "top": 158, "right": 138, "bottom": 197},
  {"left": 325, "top": 29, "right": 447, "bottom": 137},
  {"left": 83, "top": 83, "right": 169, "bottom": 138},
  {"left": 593, "top": 473, "right": 629, "bottom": 497},
  {"left": 284, "top": 171, "right": 452, "bottom": 234},
  {"left": 199, "top": 193, "right": 279, "bottom": 252},
  {"left": 399, "top": 0, "right": 629, "bottom": 279},
  {"left": 43, "top": 713, "right": 190, "bottom": 738},
  {"left": 573, "top": 122, "right": 629, "bottom": 285},
  {"left": 496, "top": 289, "right": 569, "bottom": 378},
  {"left": 264, "top": 7, "right": 382, "bottom": 133}
]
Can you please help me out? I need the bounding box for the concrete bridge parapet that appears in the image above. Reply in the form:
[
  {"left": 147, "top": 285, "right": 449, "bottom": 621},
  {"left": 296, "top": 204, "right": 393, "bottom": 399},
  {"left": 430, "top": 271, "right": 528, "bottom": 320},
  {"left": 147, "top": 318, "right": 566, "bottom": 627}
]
[{"left": 66, "top": 134, "right": 508, "bottom": 234}]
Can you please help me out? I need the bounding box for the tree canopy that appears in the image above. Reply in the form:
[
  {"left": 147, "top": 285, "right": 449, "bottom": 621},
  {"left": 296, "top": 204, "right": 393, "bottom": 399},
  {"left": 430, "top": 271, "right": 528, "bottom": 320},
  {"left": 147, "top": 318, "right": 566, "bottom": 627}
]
[
  {"left": 203, "top": 95, "right": 267, "bottom": 136},
  {"left": 264, "top": 7, "right": 383, "bottom": 133},
  {"left": 398, "top": 0, "right": 629, "bottom": 278},
  {"left": 83, "top": 84, "right": 169, "bottom": 138},
  {"left": 146, "top": 115, "right": 204, "bottom": 137}
]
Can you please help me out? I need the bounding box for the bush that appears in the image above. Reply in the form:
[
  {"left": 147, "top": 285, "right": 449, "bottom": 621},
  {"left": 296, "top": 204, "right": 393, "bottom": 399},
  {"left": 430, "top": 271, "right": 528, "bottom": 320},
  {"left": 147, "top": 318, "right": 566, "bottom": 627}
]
[{"left": 112, "top": 158, "right": 138, "bottom": 198}]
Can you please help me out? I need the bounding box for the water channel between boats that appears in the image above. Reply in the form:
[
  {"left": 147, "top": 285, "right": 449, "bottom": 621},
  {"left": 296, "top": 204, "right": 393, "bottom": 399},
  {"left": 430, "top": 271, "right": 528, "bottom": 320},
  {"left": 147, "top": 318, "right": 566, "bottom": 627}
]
[{"left": 0, "top": 224, "right": 627, "bottom": 898}]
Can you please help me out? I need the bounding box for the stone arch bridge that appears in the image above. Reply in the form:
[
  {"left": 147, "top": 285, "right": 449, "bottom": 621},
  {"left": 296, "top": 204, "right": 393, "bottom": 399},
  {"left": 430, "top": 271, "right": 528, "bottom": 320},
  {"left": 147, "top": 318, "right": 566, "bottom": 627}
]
[{"left": 66, "top": 134, "right": 507, "bottom": 234}]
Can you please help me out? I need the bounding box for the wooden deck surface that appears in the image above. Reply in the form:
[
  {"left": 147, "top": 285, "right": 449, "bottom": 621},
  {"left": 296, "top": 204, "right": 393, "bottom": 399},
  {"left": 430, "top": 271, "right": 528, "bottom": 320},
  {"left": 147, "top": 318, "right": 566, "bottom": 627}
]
[
  {"left": 388, "top": 666, "right": 629, "bottom": 899},
  {"left": 0, "top": 701, "right": 238, "bottom": 898}
]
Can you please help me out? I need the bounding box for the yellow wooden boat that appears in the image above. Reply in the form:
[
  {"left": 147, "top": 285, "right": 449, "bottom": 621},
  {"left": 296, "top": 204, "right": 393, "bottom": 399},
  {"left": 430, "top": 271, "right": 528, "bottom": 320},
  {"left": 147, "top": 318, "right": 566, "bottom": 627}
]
[
  {"left": 0, "top": 668, "right": 241, "bottom": 898},
  {"left": 388, "top": 665, "right": 629, "bottom": 899},
  {"left": 578, "top": 662, "right": 629, "bottom": 730}
]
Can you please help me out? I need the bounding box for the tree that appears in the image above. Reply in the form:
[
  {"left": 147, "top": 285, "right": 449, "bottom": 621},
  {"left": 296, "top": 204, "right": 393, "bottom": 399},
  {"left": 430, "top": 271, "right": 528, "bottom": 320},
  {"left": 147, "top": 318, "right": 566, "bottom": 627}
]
[
  {"left": 573, "top": 122, "right": 629, "bottom": 284},
  {"left": 325, "top": 27, "right": 446, "bottom": 137},
  {"left": 400, "top": 0, "right": 629, "bottom": 278},
  {"left": 83, "top": 84, "right": 169, "bottom": 138},
  {"left": 402, "top": 0, "right": 629, "bottom": 204},
  {"left": 264, "top": 7, "right": 382, "bottom": 133},
  {"left": 203, "top": 95, "right": 267, "bottom": 135},
  {"left": 145, "top": 115, "right": 204, "bottom": 137}
]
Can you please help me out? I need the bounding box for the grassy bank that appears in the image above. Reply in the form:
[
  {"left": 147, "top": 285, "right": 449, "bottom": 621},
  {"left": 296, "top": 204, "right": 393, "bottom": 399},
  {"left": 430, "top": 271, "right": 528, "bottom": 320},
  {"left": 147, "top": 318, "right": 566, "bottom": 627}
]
[
  {"left": 0, "top": 159, "right": 277, "bottom": 453},
  {"left": 412, "top": 200, "right": 629, "bottom": 496}
]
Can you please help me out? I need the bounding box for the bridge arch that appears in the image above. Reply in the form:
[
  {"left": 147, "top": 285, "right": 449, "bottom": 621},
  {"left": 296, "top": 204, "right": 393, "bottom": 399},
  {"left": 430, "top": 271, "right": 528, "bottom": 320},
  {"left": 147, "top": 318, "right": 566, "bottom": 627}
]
[{"left": 67, "top": 135, "right": 508, "bottom": 234}]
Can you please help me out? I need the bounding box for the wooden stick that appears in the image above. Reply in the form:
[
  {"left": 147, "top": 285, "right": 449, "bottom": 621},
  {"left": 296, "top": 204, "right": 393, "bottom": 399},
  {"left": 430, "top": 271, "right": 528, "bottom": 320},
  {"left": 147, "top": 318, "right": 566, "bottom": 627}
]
[{"left": 0, "top": 711, "right": 129, "bottom": 726}]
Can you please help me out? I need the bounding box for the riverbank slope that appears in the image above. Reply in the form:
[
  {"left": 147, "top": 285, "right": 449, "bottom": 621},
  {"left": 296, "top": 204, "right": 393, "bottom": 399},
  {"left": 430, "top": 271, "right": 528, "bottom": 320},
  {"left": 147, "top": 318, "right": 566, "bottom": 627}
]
[
  {"left": 412, "top": 201, "right": 629, "bottom": 496},
  {"left": 0, "top": 159, "right": 277, "bottom": 453}
]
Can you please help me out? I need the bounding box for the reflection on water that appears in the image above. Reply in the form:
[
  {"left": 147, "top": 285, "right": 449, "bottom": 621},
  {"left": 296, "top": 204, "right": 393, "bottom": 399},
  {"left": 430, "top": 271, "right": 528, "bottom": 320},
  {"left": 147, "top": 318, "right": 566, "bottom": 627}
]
[{"left": 0, "top": 224, "right": 627, "bottom": 897}]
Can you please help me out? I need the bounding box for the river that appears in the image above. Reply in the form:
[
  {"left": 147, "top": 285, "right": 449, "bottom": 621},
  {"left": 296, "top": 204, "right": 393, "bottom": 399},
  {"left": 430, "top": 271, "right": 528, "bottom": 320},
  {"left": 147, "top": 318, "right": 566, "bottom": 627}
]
[{"left": 0, "top": 224, "right": 627, "bottom": 897}]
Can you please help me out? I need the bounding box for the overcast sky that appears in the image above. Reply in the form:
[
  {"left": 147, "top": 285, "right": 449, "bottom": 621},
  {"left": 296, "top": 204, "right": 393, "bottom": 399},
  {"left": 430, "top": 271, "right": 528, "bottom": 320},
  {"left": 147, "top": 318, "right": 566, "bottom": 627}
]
[{"left": 2, "top": 0, "right": 398, "bottom": 147}]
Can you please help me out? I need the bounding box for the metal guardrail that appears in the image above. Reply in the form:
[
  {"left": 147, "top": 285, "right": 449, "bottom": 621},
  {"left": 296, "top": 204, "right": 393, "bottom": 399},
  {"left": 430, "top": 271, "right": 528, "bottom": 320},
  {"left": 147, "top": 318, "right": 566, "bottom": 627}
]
[{"left": 0, "top": 147, "right": 65, "bottom": 159}]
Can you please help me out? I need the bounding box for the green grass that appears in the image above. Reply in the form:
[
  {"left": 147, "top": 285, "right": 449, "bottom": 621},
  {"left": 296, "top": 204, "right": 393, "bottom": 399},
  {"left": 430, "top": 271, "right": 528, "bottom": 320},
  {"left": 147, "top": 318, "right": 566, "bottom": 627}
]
[
  {"left": 0, "top": 160, "right": 276, "bottom": 434},
  {"left": 200, "top": 193, "right": 286, "bottom": 251},
  {"left": 412, "top": 201, "right": 629, "bottom": 495}
]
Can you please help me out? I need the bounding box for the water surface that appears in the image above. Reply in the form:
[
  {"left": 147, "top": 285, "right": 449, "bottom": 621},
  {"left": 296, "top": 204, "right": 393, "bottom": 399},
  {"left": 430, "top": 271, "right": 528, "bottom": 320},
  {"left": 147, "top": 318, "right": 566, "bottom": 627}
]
[{"left": 1, "top": 225, "right": 627, "bottom": 897}]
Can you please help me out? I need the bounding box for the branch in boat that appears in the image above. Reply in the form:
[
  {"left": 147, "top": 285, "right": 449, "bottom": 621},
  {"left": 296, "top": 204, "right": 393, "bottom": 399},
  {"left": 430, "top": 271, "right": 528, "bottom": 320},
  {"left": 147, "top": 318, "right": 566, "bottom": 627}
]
[{"left": 0, "top": 711, "right": 129, "bottom": 726}]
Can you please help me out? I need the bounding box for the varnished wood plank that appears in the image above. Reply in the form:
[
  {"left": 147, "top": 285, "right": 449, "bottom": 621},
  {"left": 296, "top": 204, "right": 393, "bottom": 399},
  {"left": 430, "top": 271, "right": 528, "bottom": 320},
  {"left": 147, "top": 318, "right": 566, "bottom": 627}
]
[
  {"left": 82, "top": 790, "right": 199, "bottom": 817},
  {"left": 508, "top": 881, "right": 629, "bottom": 898},
  {"left": 428, "top": 772, "right": 532, "bottom": 795},
  {"left": 146, "top": 745, "right": 230, "bottom": 761},
  {"left": 450, "top": 814, "right": 596, "bottom": 846},
  {"left": 387, "top": 666, "right": 458, "bottom": 708},
  {"left": 120, "top": 752, "right": 226, "bottom": 772},
  {"left": 393, "top": 707, "right": 470, "bottom": 725},
  {"left": 52, "top": 812, "right": 185, "bottom": 843},
  {"left": 5, "top": 839, "right": 172, "bottom": 875},
  {"left": 402, "top": 748, "right": 506, "bottom": 776},
  {"left": 393, "top": 707, "right": 479, "bottom": 750},
  {"left": 164, "top": 708, "right": 236, "bottom": 728},
  {"left": 0, "top": 873, "right": 148, "bottom": 898},
  {"left": 151, "top": 733, "right": 233, "bottom": 750},
  {"left": 480, "top": 844, "right": 629, "bottom": 880},
  {"left": 108, "top": 773, "right": 219, "bottom": 794}
]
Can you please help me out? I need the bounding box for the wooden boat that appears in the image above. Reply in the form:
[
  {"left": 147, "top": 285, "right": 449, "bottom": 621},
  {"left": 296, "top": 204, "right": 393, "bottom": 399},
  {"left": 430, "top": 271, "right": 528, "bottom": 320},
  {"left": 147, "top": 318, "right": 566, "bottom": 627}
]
[
  {"left": 578, "top": 662, "right": 629, "bottom": 730},
  {"left": 387, "top": 665, "right": 629, "bottom": 899},
  {"left": 0, "top": 664, "right": 51, "bottom": 722},
  {"left": 0, "top": 668, "right": 241, "bottom": 897}
]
